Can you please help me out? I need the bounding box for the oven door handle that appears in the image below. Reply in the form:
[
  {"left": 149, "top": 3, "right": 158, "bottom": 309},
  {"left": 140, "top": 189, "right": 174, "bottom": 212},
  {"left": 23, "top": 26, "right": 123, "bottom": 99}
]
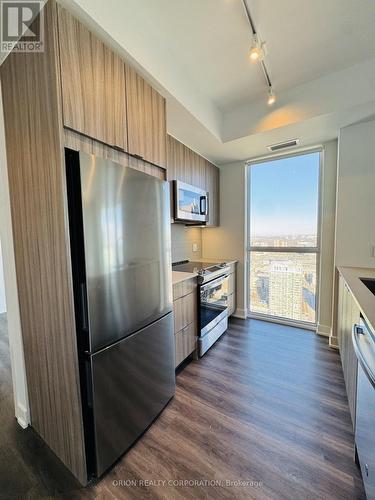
[{"left": 201, "top": 274, "right": 229, "bottom": 291}]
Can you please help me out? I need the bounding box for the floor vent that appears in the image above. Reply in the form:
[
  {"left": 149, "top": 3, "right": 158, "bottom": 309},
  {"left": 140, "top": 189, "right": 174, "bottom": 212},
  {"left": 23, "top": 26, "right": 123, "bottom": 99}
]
[{"left": 267, "top": 139, "right": 300, "bottom": 152}]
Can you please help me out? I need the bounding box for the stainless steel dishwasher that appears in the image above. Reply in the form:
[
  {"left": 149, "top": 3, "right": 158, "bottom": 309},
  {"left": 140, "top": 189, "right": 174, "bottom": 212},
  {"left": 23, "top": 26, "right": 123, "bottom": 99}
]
[{"left": 353, "top": 318, "right": 375, "bottom": 500}]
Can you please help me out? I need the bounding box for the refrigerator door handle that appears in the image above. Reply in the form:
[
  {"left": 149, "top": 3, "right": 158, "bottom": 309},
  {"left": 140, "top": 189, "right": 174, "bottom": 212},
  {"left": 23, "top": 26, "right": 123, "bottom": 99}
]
[{"left": 80, "top": 282, "right": 89, "bottom": 331}]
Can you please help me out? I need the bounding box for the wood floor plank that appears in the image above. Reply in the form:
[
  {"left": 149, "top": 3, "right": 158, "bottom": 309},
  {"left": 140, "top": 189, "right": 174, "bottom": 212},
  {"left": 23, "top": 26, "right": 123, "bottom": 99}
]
[{"left": 0, "top": 317, "right": 365, "bottom": 499}]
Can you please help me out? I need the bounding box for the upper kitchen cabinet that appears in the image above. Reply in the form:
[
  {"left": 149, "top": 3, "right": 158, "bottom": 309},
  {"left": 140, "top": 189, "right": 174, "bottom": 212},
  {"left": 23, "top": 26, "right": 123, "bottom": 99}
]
[
  {"left": 167, "top": 135, "right": 204, "bottom": 188},
  {"left": 126, "top": 65, "right": 167, "bottom": 168},
  {"left": 57, "top": 6, "right": 128, "bottom": 150},
  {"left": 167, "top": 134, "right": 189, "bottom": 183}
]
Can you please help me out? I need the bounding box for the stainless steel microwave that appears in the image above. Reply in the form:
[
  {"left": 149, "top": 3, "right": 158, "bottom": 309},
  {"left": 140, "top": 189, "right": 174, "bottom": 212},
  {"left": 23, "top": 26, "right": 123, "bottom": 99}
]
[{"left": 173, "top": 180, "right": 208, "bottom": 224}]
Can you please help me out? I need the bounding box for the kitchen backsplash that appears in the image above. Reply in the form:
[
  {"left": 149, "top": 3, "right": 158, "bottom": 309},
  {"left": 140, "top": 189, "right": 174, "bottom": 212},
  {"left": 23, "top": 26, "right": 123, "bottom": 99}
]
[{"left": 171, "top": 224, "right": 202, "bottom": 263}]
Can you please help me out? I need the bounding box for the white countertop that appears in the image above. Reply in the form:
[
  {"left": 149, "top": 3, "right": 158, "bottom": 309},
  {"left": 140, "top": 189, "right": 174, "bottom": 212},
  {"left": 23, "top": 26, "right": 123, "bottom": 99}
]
[
  {"left": 338, "top": 266, "right": 375, "bottom": 333},
  {"left": 172, "top": 270, "right": 197, "bottom": 285}
]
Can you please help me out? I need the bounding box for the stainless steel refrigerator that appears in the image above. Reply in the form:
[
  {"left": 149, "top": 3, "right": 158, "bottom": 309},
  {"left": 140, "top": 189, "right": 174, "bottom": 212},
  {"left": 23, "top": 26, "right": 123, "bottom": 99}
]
[{"left": 65, "top": 149, "right": 175, "bottom": 479}]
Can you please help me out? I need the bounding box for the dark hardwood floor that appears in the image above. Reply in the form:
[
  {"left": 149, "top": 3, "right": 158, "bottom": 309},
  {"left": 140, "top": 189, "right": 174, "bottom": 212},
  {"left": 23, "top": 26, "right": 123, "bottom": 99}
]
[
  {"left": 0, "top": 313, "right": 82, "bottom": 499},
  {"left": 1, "top": 318, "right": 365, "bottom": 499}
]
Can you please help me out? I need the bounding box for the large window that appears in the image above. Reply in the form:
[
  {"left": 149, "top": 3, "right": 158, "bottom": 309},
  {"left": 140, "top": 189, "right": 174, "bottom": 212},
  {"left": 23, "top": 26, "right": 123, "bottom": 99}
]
[{"left": 248, "top": 151, "right": 320, "bottom": 325}]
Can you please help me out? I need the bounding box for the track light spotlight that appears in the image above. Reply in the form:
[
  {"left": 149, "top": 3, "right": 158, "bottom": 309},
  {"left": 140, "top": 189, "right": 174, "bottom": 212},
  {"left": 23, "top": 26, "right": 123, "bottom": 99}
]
[
  {"left": 249, "top": 34, "right": 264, "bottom": 63},
  {"left": 267, "top": 87, "right": 276, "bottom": 105}
]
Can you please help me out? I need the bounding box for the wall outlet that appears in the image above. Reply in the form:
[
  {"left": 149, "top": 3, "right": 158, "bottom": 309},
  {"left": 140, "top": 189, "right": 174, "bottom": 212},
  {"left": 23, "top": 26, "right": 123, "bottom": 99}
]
[{"left": 192, "top": 243, "right": 199, "bottom": 253}]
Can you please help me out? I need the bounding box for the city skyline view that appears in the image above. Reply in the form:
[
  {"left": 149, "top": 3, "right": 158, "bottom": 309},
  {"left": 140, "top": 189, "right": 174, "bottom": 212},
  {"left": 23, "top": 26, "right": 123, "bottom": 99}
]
[{"left": 249, "top": 152, "right": 320, "bottom": 324}]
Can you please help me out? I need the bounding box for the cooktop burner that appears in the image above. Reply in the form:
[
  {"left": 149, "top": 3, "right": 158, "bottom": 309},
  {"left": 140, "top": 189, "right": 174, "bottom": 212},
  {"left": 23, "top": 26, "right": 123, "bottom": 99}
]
[{"left": 172, "top": 260, "right": 220, "bottom": 273}]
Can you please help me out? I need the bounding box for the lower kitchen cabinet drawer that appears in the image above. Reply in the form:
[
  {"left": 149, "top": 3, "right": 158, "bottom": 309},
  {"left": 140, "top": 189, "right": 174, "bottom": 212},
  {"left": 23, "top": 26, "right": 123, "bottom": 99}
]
[
  {"left": 173, "top": 278, "right": 197, "bottom": 301},
  {"left": 228, "top": 293, "right": 236, "bottom": 317},
  {"left": 175, "top": 322, "right": 196, "bottom": 367},
  {"left": 173, "top": 291, "right": 197, "bottom": 333}
]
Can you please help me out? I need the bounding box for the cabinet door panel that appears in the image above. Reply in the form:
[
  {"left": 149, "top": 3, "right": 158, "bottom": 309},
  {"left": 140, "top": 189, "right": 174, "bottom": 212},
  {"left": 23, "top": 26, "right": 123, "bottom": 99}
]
[
  {"left": 173, "top": 278, "right": 197, "bottom": 301},
  {"left": 337, "top": 275, "right": 360, "bottom": 427},
  {"left": 126, "top": 65, "right": 166, "bottom": 168},
  {"left": 173, "top": 292, "right": 196, "bottom": 333},
  {"left": 228, "top": 293, "right": 236, "bottom": 317},
  {"left": 57, "top": 6, "right": 127, "bottom": 149},
  {"left": 228, "top": 273, "right": 236, "bottom": 295},
  {"left": 167, "top": 134, "right": 185, "bottom": 181},
  {"left": 175, "top": 323, "right": 196, "bottom": 367}
]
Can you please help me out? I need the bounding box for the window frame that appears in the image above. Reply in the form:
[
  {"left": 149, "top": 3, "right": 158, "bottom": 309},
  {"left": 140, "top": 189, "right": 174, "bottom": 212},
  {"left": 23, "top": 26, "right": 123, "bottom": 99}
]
[{"left": 246, "top": 146, "right": 323, "bottom": 329}]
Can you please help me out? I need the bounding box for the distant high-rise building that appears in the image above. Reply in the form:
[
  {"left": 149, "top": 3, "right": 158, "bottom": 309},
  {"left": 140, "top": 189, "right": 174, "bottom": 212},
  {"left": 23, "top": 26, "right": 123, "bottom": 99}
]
[
  {"left": 269, "top": 260, "right": 303, "bottom": 320},
  {"left": 256, "top": 276, "right": 269, "bottom": 306}
]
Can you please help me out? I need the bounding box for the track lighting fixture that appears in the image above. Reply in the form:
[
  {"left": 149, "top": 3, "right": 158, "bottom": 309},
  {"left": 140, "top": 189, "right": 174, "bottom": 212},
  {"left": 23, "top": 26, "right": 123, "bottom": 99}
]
[
  {"left": 242, "top": 0, "right": 275, "bottom": 106},
  {"left": 267, "top": 87, "right": 276, "bottom": 105},
  {"left": 249, "top": 34, "right": 264, "bottom": 63}
]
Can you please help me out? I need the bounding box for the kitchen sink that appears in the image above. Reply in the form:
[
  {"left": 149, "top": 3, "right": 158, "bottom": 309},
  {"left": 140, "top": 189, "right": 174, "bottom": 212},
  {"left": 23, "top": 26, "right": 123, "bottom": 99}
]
[{"left": 360, "top": 278, "right": 375, "bottom": 296}]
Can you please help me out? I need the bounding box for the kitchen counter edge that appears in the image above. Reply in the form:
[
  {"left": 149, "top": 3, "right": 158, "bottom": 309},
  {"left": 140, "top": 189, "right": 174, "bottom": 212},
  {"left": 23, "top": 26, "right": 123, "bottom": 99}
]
[{"left": 337, "top": 266, "right": 375, "bottom": 334}]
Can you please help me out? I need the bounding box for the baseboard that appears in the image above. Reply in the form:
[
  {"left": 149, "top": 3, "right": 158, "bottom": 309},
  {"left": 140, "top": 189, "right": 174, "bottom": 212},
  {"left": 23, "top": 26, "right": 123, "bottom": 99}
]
[
  {"left": 16, "top": 403, "right": 29, "bottom": 429},
  {"left": 232, "top": 308, "right": 247, "bottom": 319},
  {"left": 317, "top": 323, "right": 331, "bottom": 337},
  {"left": 329, "top": 335, "right": 339, "bottom": 349}
]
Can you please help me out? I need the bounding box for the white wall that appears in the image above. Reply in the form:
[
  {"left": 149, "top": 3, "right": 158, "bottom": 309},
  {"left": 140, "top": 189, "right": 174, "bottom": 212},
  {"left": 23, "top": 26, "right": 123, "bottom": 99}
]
[
  {"left": 171, "top": 225, "right": 202, "bottom": 263},
  {"left": 317, "top": 141, "right": 338, "bottom": 336},
  {"left": 202, "top": 142, "right": 338, "bottom": 333},
  {"left": 335, "top": 119, "right": 375, "bottom": 268},
  {"left": 0, "top": 243, "right": 6, "bottom": 313},
  {"left": 202, "top": 162, "right": 247, "bottom": 318},
  {"left": 0, "top": 83, "right": 30, "bottom": 428}
]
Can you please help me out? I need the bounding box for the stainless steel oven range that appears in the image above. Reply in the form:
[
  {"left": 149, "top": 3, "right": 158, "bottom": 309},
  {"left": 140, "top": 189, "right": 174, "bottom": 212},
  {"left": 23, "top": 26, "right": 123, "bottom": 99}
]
[{"left": 172, "top": 261, "right": 231, "bottom": 356}]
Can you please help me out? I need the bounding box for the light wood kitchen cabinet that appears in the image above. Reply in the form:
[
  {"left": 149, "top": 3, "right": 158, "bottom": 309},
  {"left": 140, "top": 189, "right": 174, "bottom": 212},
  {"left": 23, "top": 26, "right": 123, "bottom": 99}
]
[
  {"left": 227, "top": 263, "right": 237, "bottom": 317},
  {"left": 174, "top": 291, "right": 196, "bottom": 333},
  {"left": 175, "top": 323, "right": 196, "bottom": 367},
  {"left": 57, "top": 6, "right": 128, "bottom": 150},
  {"left": 167, "top": 135, "right": 220, "bottom": 226},
  {"left": 167, "top": 134, "right": 192, "bottom": 184},
  {"left": 337, "top": 273, "right": 360, "bottom": 427},
  {"left": 173, "top": 278, "right": 197, "bottom": 367},
  {"left": 173, "top": 277, "right": 197, "bottom": 301},
  {"left": 58, "top": 5, "right": 167, "bottom": 170},
  {"left": 126, "top": 65, "right": 167, "bottom": 167}
]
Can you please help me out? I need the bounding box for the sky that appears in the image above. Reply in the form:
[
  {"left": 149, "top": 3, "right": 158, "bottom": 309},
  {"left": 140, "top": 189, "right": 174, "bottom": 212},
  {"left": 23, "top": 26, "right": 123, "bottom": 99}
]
[{"left": 250, "top": 152, "right": 320, "bottom": 237}]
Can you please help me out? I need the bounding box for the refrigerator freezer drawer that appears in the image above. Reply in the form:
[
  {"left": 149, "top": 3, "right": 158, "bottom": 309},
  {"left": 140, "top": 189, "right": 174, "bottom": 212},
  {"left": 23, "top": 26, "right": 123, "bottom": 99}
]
[{"left": 90, "top": 312, "right": 175, "bottom": 476}]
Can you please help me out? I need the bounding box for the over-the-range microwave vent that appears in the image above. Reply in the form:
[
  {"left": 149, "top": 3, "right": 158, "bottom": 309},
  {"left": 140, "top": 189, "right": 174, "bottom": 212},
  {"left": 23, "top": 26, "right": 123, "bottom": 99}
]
[{"left": 267, "top": 139, "right": 300, "bottom": 152}]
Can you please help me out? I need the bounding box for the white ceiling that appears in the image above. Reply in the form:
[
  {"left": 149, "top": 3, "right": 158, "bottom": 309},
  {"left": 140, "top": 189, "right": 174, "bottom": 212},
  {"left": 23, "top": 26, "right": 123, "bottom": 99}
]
[
  {"left": 61, "top": 0, "right": 375, "bottom": 164},
  {"left": 244, "top": 0, "right": 375, "bottom": 108}
]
